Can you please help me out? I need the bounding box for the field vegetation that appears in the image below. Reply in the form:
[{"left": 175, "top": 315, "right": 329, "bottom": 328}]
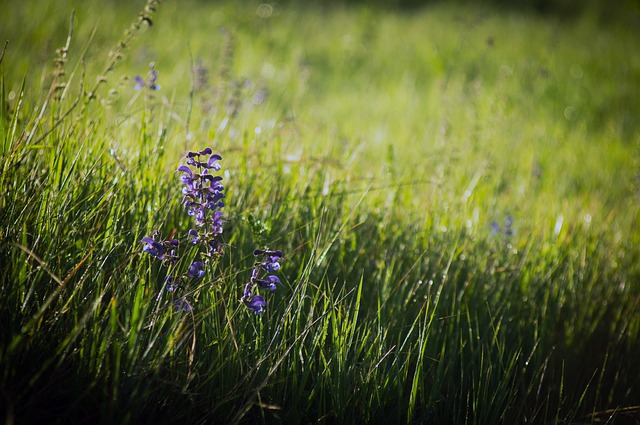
[{"left": 1, "top": 0, "right": 639, "bottom": 423}]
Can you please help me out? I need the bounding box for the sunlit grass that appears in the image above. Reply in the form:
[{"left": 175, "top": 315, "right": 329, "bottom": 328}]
[{"left": 1, "top": 0, "right": 639, "bottom": 423}]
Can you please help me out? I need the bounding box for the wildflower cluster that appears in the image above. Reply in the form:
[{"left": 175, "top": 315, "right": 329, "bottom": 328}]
[
  {"left": 140, "top": 148, "right": 225, "bottom": 312},
  {"left": 178, "top": 148, "right": 225, "bottom": 256},
  {"left": 241, "top": 249, "right": 283, "bottom": 315},
  {"left": 141, "top": 148, "right": 284, "bottom": 316}
]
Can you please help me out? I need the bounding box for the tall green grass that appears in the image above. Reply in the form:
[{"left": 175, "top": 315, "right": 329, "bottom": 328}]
[{"left": 1, "top": 0, "right": 639, "bottom": 423}]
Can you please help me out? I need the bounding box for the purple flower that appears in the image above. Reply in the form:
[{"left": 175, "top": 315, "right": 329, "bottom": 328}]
[
  {"left": 148, "top": 69, "right": 160, "bottom": 90},
  {"left": 174, "top": 297, "right": 192, "bottom": 312},
  {"left": 245, "top": 295, "right": 266, "bottom": 315},
  {"left": 242, "top": 282, "right": 253, "bottom": 300},
  {"left": 178, "top": 165, "right": 194, "bottom": 186},
  {"left": 165, "top": 275, "right": 177, "bottom": 292},
  {"left": 207, "top": 239, "right": 222, "bottom": 256},
  {"left": 134, "top": 76, "right": 145, "bottom": 91},
  {"left": 142, "top": 148, "right": 229, "bottom": 313},
  {"left": 188, "top": 229, "right": 200, "bottom": 244},
  {"left": 135, "top": 62, "right": 160, "bottom": 91},
  {"left": 179, "top": 151, "right": 225, "bottom": 232},
  {"left": 140, "top": 236, "right": 178, "bottom": 262},
  {"left": 490, "top": 221, "right": 500, "bottom": 235},
  {"left": 257, "top": 275, "right": 280, "bottom": 291},
  {"left": 207, "top": 154, "right": 222, "bottom": 170},
  {"left": 505, "top": 216, "right": 514, "bottom": 236},
  {"left": 211, "top": 210, "right": 224, "bottom": 236},
  {"left": 258, "top": 250, "right": 283, "bottom": 272},
  {"left": 491, "top": 216, "right": 515, "bottom": 237},
  {"left": 186, "top": 261, "right": 205, "bottom": 279},
  {"left": 243, "top": 248, "right": 284, "bottom": 314},
  {"left": 141, "top": 236, "right": 165, "bottom": 259}
]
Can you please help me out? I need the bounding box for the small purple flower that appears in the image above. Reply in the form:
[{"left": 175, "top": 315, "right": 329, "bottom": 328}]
[
  {"left": 186, "top": 261, "right": 205, "bottom": 279},
  {"left": 188, "top": 229, "right": 200, "bottom": 244},
  {"left": 134, "top": 76, "right": 145, "bottom": 91},
  {"left": 505, "top": 216, "right": 514, "bottom": 236},
  {"left": 178, "top": 165, "right": 194, "bottom": 186},
  {"left": 141, "top": 236, "right": 165, "bottom": 259},
  {"left": 148, "top": 69, "right": 160, "bottom": 90},
  {"left": 207, "top": 239, "right": 222, "bottom": 256},
  {"left": 174, "top": 297, "right": 192, "bottom": 312},
  {"left": 211, "top": 210, "right": 224, "bottom": 236},
  {"left": 245, "top": 295, "right": 266, "bottom": 315},
  {"left": 257, "top": 275, "right": 280, "bottom": 291},
  {"left": 135, "top": 62, "right": 160, "bottom": 91},
  {"left": 140, "top": 235, "right": 178, "bottom": 262},
  {"left": 490, "top": 216, "right": 515, "bottom": 237},
  {"left": 165, "top": 275, "right": 177, "bottom": 292},
  {"left": 259, "top": 250, "right": 283, "bottom": 272},
  {"left": 243, "top": 248, "right": 284, "bottom": 314}
]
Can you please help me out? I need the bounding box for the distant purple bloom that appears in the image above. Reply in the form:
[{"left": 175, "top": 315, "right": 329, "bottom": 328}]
[
  {"left": 134, "top": 76, "right": 145, "bottom": 91},
  {"left": 505, "top": 216, "right": 514, "bottom": 235},
  {"left": 135, "top": 62, "right": 160, "bottom": 91},
  {"left": 490, "top": 216, "right": 515, "bottom": 237},
  {"left": 490, "top": 221, "right": 500, "bottom": 235},
  {"left": 148, "top": 69, "right": 160, "bottom": 90}
]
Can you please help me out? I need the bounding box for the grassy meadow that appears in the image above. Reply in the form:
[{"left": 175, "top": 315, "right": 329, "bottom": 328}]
[{"left": 1, "top": 0, "right": 639, "bottom": 423}]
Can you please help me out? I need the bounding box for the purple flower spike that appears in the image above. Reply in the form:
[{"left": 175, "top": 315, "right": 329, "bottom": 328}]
[
  {"left": 141, "top": 148, "right": 230, "bottom": 314},
  {"left": 245, "top": 295, "right": 267, "bottom": 315},
  {"left": 244, "top": 247, "right": 284, "bottom": 313},
  {"left": 148, "top": 69, "right": 160, "bottom": 90}
]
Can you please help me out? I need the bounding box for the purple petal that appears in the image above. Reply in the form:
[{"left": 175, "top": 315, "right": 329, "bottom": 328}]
[
  {"left": 207, "top": 155, "right": 222, "bottom": 169},
  {"left": 266, "top": 275, "right": 281, "bottom": 284},
  {"left": 178, "top": 165, "right": 193, "bottom": 177},
  {"left": 245, "top": 295, "right": 266, "bottom": 315}
]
